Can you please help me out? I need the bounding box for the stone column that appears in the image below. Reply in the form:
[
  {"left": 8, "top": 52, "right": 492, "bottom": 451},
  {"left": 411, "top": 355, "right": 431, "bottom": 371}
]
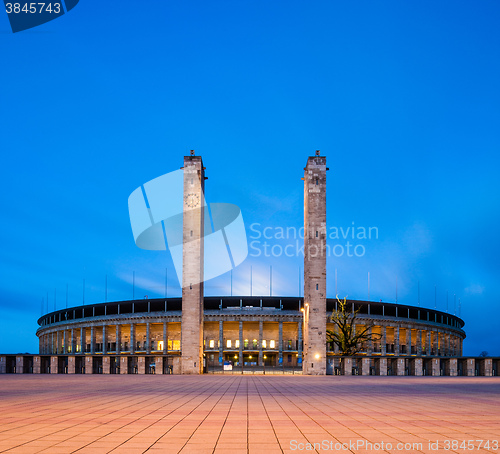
[
  {"left": 377, "top": 358, "right": 387, "bottom": 376},
  {"left": 396, "top": 358, "right": 405, "bottom": 376},
  {"left": 412, "top": 358, "right": 423, "bottom": 376},
  {"left": 367, "top": 326, "right": 373, "bottom": 354},
  {"left": 432, "top": 358, "right": 440, "bottom": 376},
  {"left": 68, "top": 356, "right": 75, "bottom": 374},
  {"left": 341, "top": 357, "right": 352, "bottom": 375},
  {"left": 116, "top": 325, "right": 121, "bottom": 353},
  {"left": 278, "top": 321, "right": 283, "bottom": 365},
  {"left": 180, "top": 154, "right": 205, "bottom": 375},
  {"left": 406, "top": 328, "right": 411, "bottom": 355},
  {"left": 258, "top": 321, "right": 263, "bottom": 366},
  {"left": 156, "top": 357, "right": 164, "bottom": 375},
  {"left": 218, "top": 321, "right": 223, "bottom": 362},
  {"left": 361, "top": 358, "right": 370, "bottom": 375},
  {"left": 381, "top": 326, "right": 386, "bottom": 355},
  {"left": 50, "top": 356, "right": 58, "bottom": 374},
  {"left": 163, "top": 322, "right": 168, "bottom": 355},
  {"left": 303, "top": 152, "right": 327, "bottom": 375},
  {"left": 90, "top": 326, "right": 95, "bottom": 354},
  {"left": 80, "top": 327, "right": 85, "bottom": 354},
  {"left": 298, "top": 319, "right": 303, "bottom": 361},
  {"left": 394, "top": 326, "right": 400, "bottom": 355},
  {"left": 130, "top": 323, "right": 135, "bottom": 353},
  {"left": 61, "top": 330, "right": 66, "bottom": 354},
  {"left": 85, "top": 356, "right": 93, "bottom": 374},
  {"left": 427, "top": 331, "right": 431, "bottom": 356},
  {"left": 33, "top": 356, "right": 41, "bottom": 374},
  {"left": 433, "top": 331, "right": 439, "bottom": 356},
  {"left": 447, "top": 358, "right": 458, "bottom": 376},
  {"left": 417, "top": 329, "right": 422, "bottom": 356},
  {"left": 482, "top": 359, "right": 493, "bottom": 377},
  {"left": 146, "top": 322, "right": 151, "bottom": 354},
  {"left": 102, "top": 325, "right": 107, "bottom": 355},
  {"left": 467, "top": 358, "right": 475, "bottom": 376},
  {"left": 238, "top": 321, "right": 243, "bottom": 367},
  {"left": 16, "top": 356, "right": 24, "bottom": 374},
  {"left": 70, "top": 329, "right": 74, "bottom": 354},
  {"left": 120, "top": 357, "right": 128, "bottom": 374},
  {"left": 56, "top": 331, "right": 61, "bottom": 355},
  {"left": 103, "top": 356, "right": 110, "bottom": 374},
  {"left": 138, "top": 356, "right": 146, "bottom": 374}
]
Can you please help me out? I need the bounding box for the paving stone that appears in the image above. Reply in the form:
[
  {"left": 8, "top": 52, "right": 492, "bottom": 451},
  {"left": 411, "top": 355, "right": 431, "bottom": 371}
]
[{"left": 0, "top": 375, "right": 498, "bottom": 453}]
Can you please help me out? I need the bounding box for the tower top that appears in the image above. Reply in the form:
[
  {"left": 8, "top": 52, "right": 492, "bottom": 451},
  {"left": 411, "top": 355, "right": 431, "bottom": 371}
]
[
  {"left": 190, "top": 150, "right": 195, "bottom": 156},
  {"left": 315, "top": 150, "right": 320, "bottom": 156}
]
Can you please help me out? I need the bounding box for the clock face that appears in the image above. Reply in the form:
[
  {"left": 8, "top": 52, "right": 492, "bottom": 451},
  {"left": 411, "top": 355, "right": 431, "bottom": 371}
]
[{"left": 184, "top": 193, "right": 200, "bottom": 208}]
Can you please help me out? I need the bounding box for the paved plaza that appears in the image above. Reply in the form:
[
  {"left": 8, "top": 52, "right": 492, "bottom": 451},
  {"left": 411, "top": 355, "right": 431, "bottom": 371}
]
[{"left": 0, "top": 376, "right": 499, "bottom": 454}]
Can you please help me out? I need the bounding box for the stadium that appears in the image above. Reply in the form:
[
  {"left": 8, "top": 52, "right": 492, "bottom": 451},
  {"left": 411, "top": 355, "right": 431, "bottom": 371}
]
[
  {"left": 30, "top": 295, "right": 468, "bottom": 376},
  {"left": 1, "top": 151, "right": 498, "bottom": 376}
]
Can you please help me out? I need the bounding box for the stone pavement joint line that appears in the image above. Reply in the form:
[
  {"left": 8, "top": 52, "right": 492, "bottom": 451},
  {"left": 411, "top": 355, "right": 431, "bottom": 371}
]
[{"left": 0, "top": 376, "right": 499, "bottom": 454}]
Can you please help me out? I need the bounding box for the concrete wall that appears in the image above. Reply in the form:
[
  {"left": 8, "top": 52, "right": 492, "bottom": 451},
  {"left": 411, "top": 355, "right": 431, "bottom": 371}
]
[{"left": 3, "top": 354, "right": 500, "bottom": 376}]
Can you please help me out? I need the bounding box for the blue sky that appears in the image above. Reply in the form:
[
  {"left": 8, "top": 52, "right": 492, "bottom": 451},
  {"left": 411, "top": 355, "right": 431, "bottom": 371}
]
[{"left": 0, "top": 1, "right": 499, "bottom": 355}]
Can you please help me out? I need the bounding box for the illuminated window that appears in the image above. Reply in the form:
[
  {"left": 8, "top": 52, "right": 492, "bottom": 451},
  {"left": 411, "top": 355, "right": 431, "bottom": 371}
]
[
  {"left": 262, "top": 340, "right": 267, "bottom": 348},
  {"left": 158, "top": 341, "right": 164, "bottom": 351},
  {"left": 235, "top": 340, "right": 240, "bottom": 348},
  {"left": 172, "top": 340, "right": 181, "bottom": 351},
  {"left": 227, "top": 339, "right": 232, "bottom": 348},
  {"left": 270, "top": 340, "right": 275, "bottom": 349},
  {"left": 209, "top": 340, "right": 215, "bottom": 348},
  {"left": 244, "top": 339, "right": 249, "bottom": 348}
]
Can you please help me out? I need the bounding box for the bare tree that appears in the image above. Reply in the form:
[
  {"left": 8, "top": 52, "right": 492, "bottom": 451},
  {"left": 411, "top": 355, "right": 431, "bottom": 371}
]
[{"left": 327, "top": 296, "right": 381, "bottom": 355}]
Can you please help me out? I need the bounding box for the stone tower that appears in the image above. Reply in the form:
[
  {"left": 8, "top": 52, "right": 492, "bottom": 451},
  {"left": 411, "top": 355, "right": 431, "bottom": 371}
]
[
  {"left": 303, "top": 150, "right": 327, "bottom": 375},
  {"left": 181, "top": 151, "right": 205, "bottom": 374}
]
